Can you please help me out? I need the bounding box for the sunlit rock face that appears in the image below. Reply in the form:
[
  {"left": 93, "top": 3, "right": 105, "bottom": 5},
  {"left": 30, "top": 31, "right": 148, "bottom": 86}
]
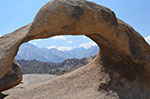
[{"left": 0, "top": 0, "right": 150, "bottom": 98}]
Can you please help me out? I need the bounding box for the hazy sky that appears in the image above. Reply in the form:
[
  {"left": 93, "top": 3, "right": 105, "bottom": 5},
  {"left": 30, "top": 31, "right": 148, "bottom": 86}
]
[{"left": 0, "top": 0, "right": 149, "bottom": 50}]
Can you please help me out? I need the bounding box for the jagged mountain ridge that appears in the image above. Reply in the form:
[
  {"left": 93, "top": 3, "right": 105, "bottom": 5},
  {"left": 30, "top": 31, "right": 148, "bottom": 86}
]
[{"left": 15, "top": 43, "right": 99, "bottom": 63}]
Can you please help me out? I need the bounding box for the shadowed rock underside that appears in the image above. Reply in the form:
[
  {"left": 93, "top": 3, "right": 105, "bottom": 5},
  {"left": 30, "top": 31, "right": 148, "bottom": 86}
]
[{"left": 0, "top": 60, "right": 22, "bottom": 92}]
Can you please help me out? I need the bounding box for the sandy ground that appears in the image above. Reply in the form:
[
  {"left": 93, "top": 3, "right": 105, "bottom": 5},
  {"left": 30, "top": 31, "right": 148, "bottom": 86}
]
[{"left": 1, "top": 74, "right": 57, "bottom": 98}]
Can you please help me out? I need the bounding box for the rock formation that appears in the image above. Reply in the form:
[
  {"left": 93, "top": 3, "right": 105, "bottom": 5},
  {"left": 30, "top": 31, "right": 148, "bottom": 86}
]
[
  {"left": 0, "top": 0, "right": 150, "bottom": 98},
  {"left": 0, "top": 60, "right": 22, "bottom": 92}
]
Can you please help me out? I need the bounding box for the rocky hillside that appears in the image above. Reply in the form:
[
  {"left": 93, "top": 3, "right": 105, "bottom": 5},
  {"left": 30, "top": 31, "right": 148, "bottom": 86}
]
[{"left": 17, "top": 58, "right": 87, "bottom": 75}]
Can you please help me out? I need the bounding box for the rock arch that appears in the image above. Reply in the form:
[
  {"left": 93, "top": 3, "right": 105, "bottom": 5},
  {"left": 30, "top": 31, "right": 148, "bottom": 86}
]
[{"left": 0, "top": 0, "right": 150, "bottom": 97}]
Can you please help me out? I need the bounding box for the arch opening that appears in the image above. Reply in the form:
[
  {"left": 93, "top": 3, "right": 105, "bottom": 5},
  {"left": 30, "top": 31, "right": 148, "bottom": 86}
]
[{"left": 16, "top": 35, "right": 100, "bottom": 75}]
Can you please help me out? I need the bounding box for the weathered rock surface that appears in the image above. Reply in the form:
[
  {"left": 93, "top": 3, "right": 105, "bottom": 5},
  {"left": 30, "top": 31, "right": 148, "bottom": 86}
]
[
  {"left": 0, "top": 24, "right": 31, "bottom": 79},
  {"left": 0, "top": 60, "right": 22, "bottom": 92},
  {"left": 0, "top": 0, "right": 150, "bottom": 98}
]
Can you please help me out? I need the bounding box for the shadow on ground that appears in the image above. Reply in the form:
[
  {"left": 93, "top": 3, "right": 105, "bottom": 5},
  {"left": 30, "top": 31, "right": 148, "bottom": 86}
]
[{"left": 0, "top": 93, "right": 8, "bottom": 99}]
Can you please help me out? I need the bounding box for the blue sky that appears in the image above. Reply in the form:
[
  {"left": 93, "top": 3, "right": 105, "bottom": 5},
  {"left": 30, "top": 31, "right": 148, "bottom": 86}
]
[{"left": 0, "top": 0, "right": 150, "bottom": 51}]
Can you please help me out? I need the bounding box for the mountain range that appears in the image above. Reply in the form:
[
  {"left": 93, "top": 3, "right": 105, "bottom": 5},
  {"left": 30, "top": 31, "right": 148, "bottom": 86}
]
[{"left": 15, "top": 43, "right": 99, "bottom": 63}]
